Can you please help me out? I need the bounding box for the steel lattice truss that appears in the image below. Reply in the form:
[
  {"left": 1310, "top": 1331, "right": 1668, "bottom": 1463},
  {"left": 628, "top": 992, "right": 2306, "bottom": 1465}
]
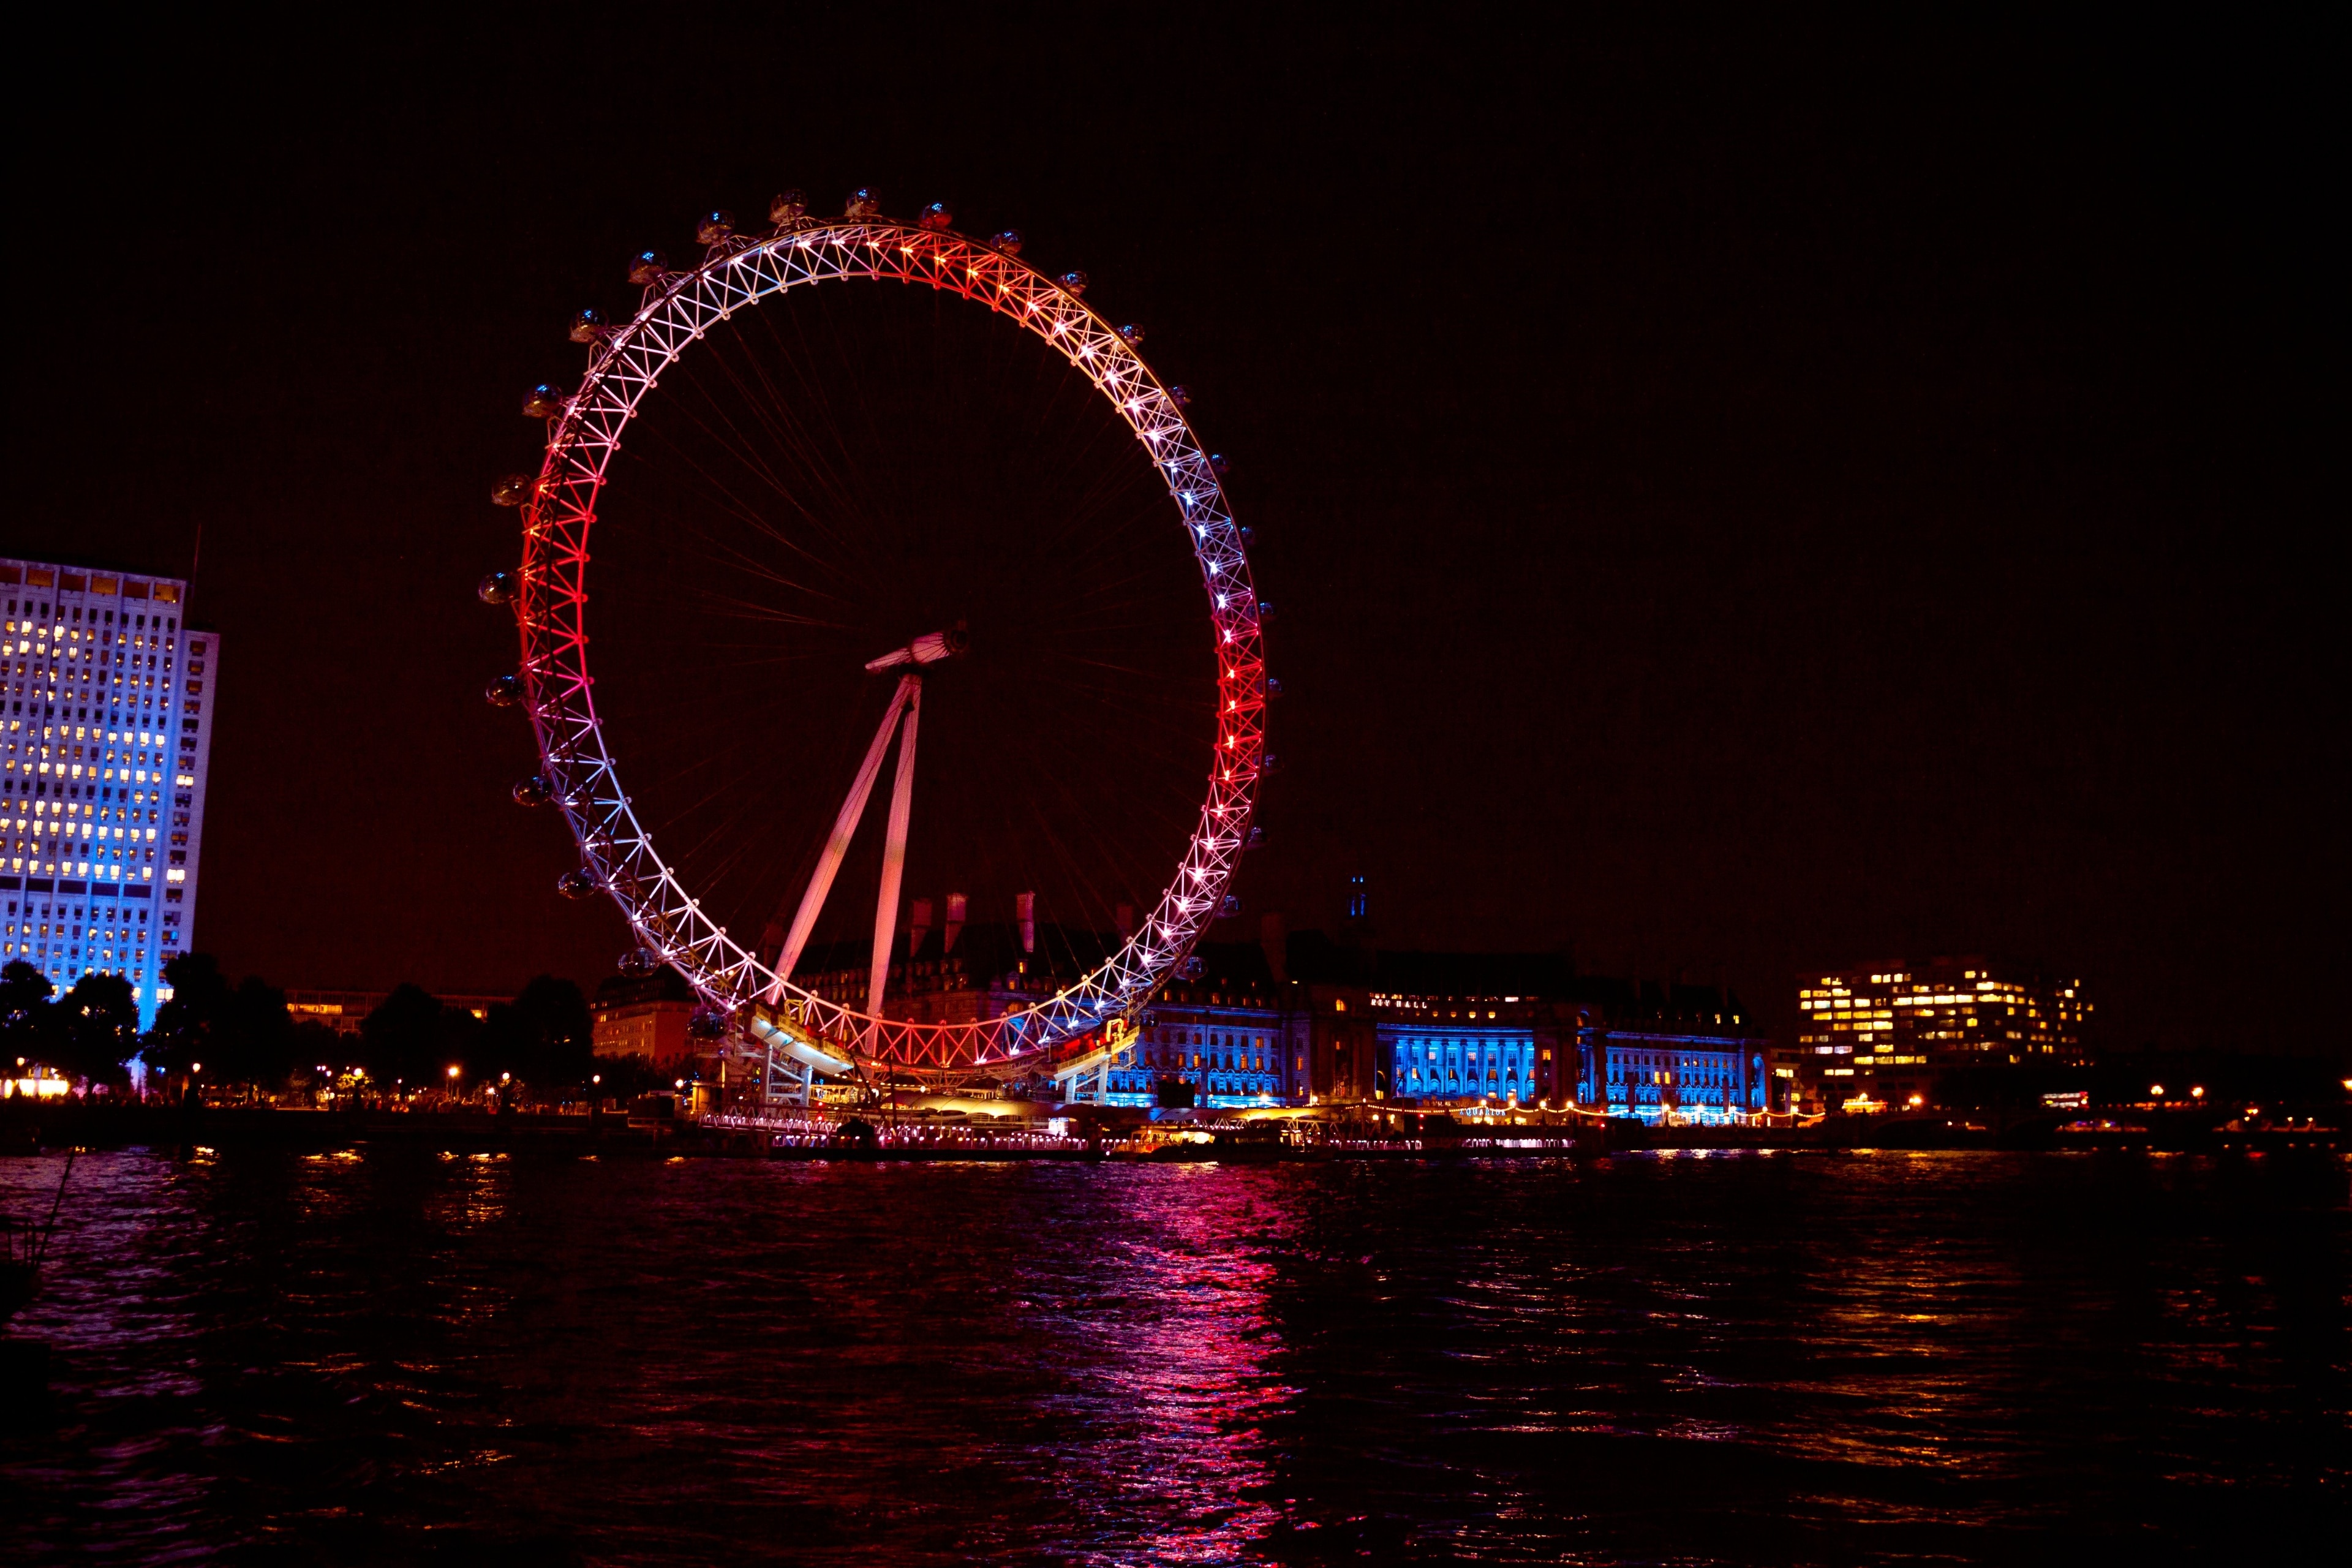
[{"left": 514, "top": 213, "right": 1265, "bottom": 1076}]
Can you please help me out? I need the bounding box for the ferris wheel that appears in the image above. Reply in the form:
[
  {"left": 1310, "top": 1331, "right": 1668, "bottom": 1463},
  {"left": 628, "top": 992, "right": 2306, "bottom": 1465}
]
[{"left": 483, "top": 189, "right": 1268, "bottom": 1094}]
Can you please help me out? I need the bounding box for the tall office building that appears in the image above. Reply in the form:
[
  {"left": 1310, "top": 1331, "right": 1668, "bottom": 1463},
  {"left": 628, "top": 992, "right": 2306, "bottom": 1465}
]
[
  {"left": 0, "top": 557, "right": 216, "bottom": 1029},
  {"left": 1795, "top": 956, "right": 2090, "bottom": 1107}
]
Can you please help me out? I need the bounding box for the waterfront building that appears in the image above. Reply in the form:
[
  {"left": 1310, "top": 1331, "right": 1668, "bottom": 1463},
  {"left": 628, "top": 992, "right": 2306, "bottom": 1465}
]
[
  {"left": 780, "top": 892, "right": 1774, "bottom": 1120},
  {"left": 285, "top": 988, "right": 510, "bottom": 1038},
  {"left": 1370, "top": 985, "right": 1554, "bottom": 1108},
  {"left": 1584, "top": 1025, "right": 1770, "bottom": 1122},
  {"left": 589, "top": 967, "right": 698, "bottom": 1070},
  {"left": 1107, "top": 917, "right": 1771, "bottom": 1121},
  {"left": 1107, "top": 944, "right": 1302, "bottom": 1108},
  {"left": 0, "top": 556, "right": 214, "bottom": 1028},
  {"left": 1795, "top": 956, "right": 2090, "bottom": 1108}
]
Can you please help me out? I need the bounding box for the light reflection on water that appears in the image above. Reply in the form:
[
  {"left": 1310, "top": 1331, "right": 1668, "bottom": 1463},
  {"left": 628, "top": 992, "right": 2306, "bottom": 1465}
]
[{"left": 0, "top": 1148, "right": 2343, "bottom": 1564}]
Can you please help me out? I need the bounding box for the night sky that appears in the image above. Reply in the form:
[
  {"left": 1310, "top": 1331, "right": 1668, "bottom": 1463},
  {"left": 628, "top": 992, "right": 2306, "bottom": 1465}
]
[{"left": 4, "top": 11, "right": 2332, "bottom": 1053}]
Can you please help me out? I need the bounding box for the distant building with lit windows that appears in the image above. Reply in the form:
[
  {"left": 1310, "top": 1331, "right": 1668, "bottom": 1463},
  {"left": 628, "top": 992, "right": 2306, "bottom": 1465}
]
[
  {"left": 1796, "top": 957, "right": 2090, "bottom": 1108},
  {"left": 590, "top": 967, "right": 699, "bottom": 1071},
  {"left": 1110, "top": 960, "right": 1301, "bottom": 1108},
  {"left": 284, "top": 989, "right": 508, "bottom": 1038},
  {"left": 0, "top": 556, "right": 214, "bottom": 1028}
]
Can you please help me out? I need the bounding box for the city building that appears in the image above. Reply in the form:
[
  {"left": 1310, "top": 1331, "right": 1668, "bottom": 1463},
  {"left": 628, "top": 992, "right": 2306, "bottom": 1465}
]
[
  {"left": 285, "top": 988, "right": 511, "bottom": 1038},
  {"left": 765, "top": 891, "right": 1776, "bottom": 1121},
  {"left": 1583, "top": 1023, "right": 1770, "bottom": 1122},
  {"left": 1795, "top": 957, "right": 2091, "bottom": 1109},
  {"left": 1109, "top": 947, "right": 1303, "bottom": 1107},
  {"left": 0, "top": 556, "right": 214, "bottom": 1028},
  {"left": 589, "top": 967, "right": 698, "bottom": 1070},
  {"left": 1095, "top": 914, "right": 1770, "bottom": 1121}
]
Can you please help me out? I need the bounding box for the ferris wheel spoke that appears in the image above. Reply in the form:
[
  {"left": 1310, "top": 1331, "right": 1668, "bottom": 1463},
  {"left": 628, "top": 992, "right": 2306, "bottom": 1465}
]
[
  {"left": 767, "top": 672, "right": 917, "bottom": 993},
  {"left": 867, "top": 676, "right": 919, "bottom": 1021}
]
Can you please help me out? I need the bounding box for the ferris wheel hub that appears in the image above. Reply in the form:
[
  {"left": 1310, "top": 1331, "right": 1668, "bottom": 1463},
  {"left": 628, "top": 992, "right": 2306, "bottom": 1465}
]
[{"left": 863, "top": 622, "right": 971, "bottom": 673}]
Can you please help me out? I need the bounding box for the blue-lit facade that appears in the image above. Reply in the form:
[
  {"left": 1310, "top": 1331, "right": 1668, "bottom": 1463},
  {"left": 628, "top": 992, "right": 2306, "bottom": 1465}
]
[
  {"left": 1382, "top": 1000, "right": 1544, "bottom": 1107},
  {"left": 0, "top": 557, "right": 215, "bottom": 1030},
  {"left": 1102, "top": 972, "right": 1300, "bottom": 1108},
  {"left": 1368, "top": 979, "right": 1770, "bottom": 1122},
  {"left": 1583, "top": 1029, "right": 1767, "bottom": 1123}
]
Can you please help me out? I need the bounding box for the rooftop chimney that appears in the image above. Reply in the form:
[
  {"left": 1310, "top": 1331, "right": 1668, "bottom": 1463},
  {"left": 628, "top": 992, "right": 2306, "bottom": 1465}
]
[
  {"left": 1261, "top": 911, "right": 1289, "bottom": 984},
  {"left": 1017, "top": 891, "right": 1036, "bottom": 955},
  {"left": 910, "top": 897, "right": 933, "bottom": 956},
  {"left": 944, "top": 892, "right": 967, "bottom": 954}
]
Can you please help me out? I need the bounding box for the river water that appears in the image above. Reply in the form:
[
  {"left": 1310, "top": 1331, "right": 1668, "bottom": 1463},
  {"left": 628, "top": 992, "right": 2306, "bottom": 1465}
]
[{"left": 1, "top": 1148, "right": 2343, "bottom": 1564}]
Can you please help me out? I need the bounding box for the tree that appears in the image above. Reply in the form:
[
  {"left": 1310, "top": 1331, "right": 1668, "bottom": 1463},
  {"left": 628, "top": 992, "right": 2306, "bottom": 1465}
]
[
  {"left": 222, "top": 975, "right": 296, "bottom": 1090},
  {"left": 0, "top": 960, "right": 59, "bottom": 1073},
  {"left": 474, "top": 978, "right": 595, "bottom": 1098},
  {"left": 360, "top": 984, "right": 483, "bottom": 1093},
  {"left": 141, "top": 952, "right": 235, "bottom": 1081},
  {"left": 54, "top": 973, "right": 140, "bottom": 1088},
  {"left": 292, "top": 1018, "right": 348, "bottom": 1076},
  {"left": 139, "top": 956, "right": 298, "bottom": 1096},
  {"left": 360, "top": 983, "right": 447, "bottom": 1089}
]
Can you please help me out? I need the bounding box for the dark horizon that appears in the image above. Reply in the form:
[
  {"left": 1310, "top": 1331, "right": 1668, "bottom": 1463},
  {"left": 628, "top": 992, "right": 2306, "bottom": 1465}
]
[{"left": 2, "top": 12, "right": 2334, "bottom": 1055}]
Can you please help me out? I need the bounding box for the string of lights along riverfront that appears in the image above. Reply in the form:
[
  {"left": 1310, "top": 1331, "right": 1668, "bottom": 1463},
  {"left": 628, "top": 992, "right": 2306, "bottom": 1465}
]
[
  {"left": 0, "top": 557, "right": 214, "bottom": 1028},
  {"left": 486, "top": 188, "right": 1264, "bottom": 1110}
]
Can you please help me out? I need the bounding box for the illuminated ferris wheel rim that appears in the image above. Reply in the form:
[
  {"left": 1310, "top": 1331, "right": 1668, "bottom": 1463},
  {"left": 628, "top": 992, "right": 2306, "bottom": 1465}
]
[{"left": 513, "top": 209, "right": 1267, "bottom": 1074}]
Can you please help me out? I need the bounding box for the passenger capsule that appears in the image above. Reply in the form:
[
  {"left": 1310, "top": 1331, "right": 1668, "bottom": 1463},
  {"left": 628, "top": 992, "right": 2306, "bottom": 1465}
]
[
  {"left": 1245, "top": 826, "right": 1268, "bottom": 850},
  {"left": 1058, "top": 270, "right": 1088, "bottom": 296},
  {"left": 627, "top": 249, "right": 668, "bottom": 285},
  {"left": 617, "top": 947, "right": 659, "bottom": 976},
  {"left": 1219, "top": 894, "right": 1241, "bottom": 919},
  {"left": 695, "top": 209, "right": 735, "bottom": 245},
  {"left": 769, "top": 189, "right": 807, "bottom": 225},
  {"left": 483, "top": 674, "right": 522, "bottom": 707},
  {"left": 1117, "top": 323, "right": 1145, "bottom": 346},
  {"left": 1209, "top": 452, "right": 1231, "bottom": 475},
  {"left": 521, "top": 384, "right": 567, "bottom": 419},
  {"left": 1264, "top": 677, "right": 1283, "bottom": 699},
  {"left": 989, "top": 229, "right": 1022, "bottom": 254},
  {"left": 688, "top": 1008, "right": 729, "bottom": 1039},
  {"left": 556, "top": 869, "right": 600, "bottom": 900},
  {"left": 512, "top": 774, "right": 554, "bottom": 806},
  {"left": 1256, "top": 601, "right": 1273, "bottom": 623},
  {"left": 918, "top": 201, "right": 954, "bottom": 230},
  {"left": 568, "top": 307, "right": 606, "bottom": 343},
  {"left": 845, "top": 187, "right": 881, "bottom": 217},
  {"left": 1236, "top": 524, "right": 1254, "bottom": 542},
  {"left": 1260, "top": 752, "right": 1281, "bottom": 774},
  {"left": 491, "top": 475, "right": 537, "bottom": 507},
  {"left": 1167, "top": 384, "right": 1191, "bottom": 405},
  {"left": 1183, "top": 956, "right": 1205, "bottom": 979},
  {"left": 477, "top": 571, "right": 516, "bottom": 605}
]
